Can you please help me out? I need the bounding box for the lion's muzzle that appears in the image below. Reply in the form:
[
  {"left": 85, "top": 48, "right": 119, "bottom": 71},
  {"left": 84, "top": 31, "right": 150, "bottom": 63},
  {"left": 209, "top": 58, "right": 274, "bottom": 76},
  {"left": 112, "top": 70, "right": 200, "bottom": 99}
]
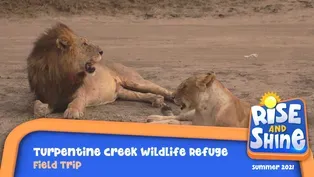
[
  {"left": 174, "top": 97, "right": 181, "bottom": 106},
  {"left": 85, "top": 62, "right": 96, "bottom": 73},
  {"left": 84, "top": 55, "right": 102, "bottom": 74},
  {"left": 92, "top": 55, "right": 102, "bottom": 63},
  {"left": 174, "top": 97, "right": 186, "bottom": 110}
]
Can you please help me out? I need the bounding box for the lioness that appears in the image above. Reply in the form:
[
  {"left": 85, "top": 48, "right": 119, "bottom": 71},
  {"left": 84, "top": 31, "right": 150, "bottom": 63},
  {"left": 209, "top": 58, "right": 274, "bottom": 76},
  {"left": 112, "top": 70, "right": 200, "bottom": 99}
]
[
  {"left": 27, "top": 23, "right": 173, "bottom": 119},
  {"left": 146, "top": 72, "right": 251, "bottom": 128}
]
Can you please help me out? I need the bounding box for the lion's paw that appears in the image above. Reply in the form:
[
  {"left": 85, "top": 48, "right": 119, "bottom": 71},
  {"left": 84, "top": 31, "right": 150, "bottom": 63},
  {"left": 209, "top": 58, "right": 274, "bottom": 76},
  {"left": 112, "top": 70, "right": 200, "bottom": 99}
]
[
  {"left": 64, "top": 108, "right": 84, "bottom": 119},
  {"left": 151, "top": 95, "right": 165, "bottom": 108},
  {"left": 146, "top": 115, "right": 165, "bottom": 122},
  {"left": 147, "top": 119, "right": 181, "bottom": 125},
  {"left": 163, "top": 119, "right": 181, "bottom": 125},
  {"left": 34, "top": 100, "right": 51, "bottom": 118},
  {"left": 165, "top": 92, "right": 175, "bottom": 101}
]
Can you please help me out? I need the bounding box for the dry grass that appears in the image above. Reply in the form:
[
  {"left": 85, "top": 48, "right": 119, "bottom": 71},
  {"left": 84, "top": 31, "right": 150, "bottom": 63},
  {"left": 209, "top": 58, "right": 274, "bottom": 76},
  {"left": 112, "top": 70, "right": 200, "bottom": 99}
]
[{"left": 0, "top": 0, "right": 314, "bottom": 18}]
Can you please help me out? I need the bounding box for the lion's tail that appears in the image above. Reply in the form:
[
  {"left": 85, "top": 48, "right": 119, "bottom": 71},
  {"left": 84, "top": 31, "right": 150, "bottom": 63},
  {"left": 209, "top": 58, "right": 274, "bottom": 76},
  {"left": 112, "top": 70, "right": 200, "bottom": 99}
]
[{"left": 161, "top": 105, "right": 174, "bottom": 116}]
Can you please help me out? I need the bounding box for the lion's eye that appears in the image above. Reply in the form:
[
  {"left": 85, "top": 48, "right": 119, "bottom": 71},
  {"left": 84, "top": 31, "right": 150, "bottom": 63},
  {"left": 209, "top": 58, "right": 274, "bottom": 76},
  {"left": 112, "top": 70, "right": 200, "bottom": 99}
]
[{"left": 83, "top": 42, "right": 88, "bottom": 46}]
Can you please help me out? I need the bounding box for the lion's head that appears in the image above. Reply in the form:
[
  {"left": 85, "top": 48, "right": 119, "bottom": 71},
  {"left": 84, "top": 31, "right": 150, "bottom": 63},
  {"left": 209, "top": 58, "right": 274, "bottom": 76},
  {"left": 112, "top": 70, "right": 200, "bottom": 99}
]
[
  {"left": 30, "top": 22, "right": 103, "bottom": 74},
  {"left": 27, "top": 22, "right": 103, "bottom": 110},
  {"left": 173, "top": 72, "right": 216, "bottom": 112}
]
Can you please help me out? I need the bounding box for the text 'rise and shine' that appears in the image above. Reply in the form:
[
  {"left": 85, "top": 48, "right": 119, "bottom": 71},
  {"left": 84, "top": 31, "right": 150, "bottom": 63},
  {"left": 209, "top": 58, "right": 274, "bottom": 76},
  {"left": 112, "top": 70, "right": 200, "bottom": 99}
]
[{"left": 250, "top": 103, "right": 306, "bottom": 151}]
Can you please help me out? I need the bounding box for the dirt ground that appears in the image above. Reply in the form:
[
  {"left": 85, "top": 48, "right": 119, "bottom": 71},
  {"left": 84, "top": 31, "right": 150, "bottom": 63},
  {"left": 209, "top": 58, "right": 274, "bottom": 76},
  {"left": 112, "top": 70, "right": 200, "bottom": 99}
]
[{"left": 1, "top": 0, "right": 314, "bottom": 164}]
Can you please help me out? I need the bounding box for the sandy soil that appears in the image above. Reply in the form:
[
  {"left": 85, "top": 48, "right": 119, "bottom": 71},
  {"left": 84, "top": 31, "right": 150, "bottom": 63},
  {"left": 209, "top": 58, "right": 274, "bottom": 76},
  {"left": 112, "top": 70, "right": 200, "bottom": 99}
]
[{"left": 1, "top": 1, "right": 314, "bottom": 164}]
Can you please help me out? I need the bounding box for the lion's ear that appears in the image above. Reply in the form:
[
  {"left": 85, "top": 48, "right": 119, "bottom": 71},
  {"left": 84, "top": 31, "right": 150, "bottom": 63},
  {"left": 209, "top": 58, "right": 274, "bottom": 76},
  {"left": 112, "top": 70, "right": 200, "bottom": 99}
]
[
  {"left": 196, "top": 72, "right": 216, "bottom": 91},
  {"left": 56, "top": 36, "right": 72, "bottom": 50},
  {"left": 204, "top": 72, "right": 216, "bottom": 87}
]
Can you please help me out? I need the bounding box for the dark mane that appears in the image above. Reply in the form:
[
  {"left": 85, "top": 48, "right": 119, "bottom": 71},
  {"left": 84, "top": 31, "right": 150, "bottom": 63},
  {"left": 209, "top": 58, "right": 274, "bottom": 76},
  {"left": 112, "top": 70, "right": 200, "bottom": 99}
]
[{"left": 26, "top": 22, "right": 85, "bottom": 112}]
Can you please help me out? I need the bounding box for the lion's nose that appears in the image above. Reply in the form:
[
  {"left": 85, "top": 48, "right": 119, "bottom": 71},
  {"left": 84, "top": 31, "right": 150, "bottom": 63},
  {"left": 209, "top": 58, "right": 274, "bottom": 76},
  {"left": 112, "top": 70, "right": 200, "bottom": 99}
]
[{"left": 99, "top": 51, "right": 103, "bottom": 55}]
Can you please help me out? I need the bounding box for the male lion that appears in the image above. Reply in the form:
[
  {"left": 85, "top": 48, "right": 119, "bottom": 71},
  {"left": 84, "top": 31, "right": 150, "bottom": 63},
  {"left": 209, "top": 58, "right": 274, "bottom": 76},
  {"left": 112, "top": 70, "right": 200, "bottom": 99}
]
[
  {"left": 27, "top": 23, "right": 173, "bottom": 119},
  {"left": 146, "top": 72, "right": 251, "bottom": 128}
]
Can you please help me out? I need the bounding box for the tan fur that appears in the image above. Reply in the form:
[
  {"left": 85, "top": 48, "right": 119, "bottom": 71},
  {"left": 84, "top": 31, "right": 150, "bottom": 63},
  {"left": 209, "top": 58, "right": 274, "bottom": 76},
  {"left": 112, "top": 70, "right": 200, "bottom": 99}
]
[
  {"left": 28, "top": 23, "right": 173, "bottom": 119},
  {"left": 147, "top": 73, "right": 251, "bottom": 128}
]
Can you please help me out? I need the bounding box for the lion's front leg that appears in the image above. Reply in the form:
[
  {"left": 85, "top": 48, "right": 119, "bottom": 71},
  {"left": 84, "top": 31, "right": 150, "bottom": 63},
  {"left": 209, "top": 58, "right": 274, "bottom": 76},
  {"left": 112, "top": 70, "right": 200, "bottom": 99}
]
[
  {"left": 146, "top": 115, "right": 179, "bottom": 122},
  {"left": 64, "top": 88, "right": 87, "bottom": 119},
  {"left": 146, "top": 109, "right": 195, "bottom": 124},
  {"left": 148, "top": 119, "right": 183, "bottom": 125}
]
